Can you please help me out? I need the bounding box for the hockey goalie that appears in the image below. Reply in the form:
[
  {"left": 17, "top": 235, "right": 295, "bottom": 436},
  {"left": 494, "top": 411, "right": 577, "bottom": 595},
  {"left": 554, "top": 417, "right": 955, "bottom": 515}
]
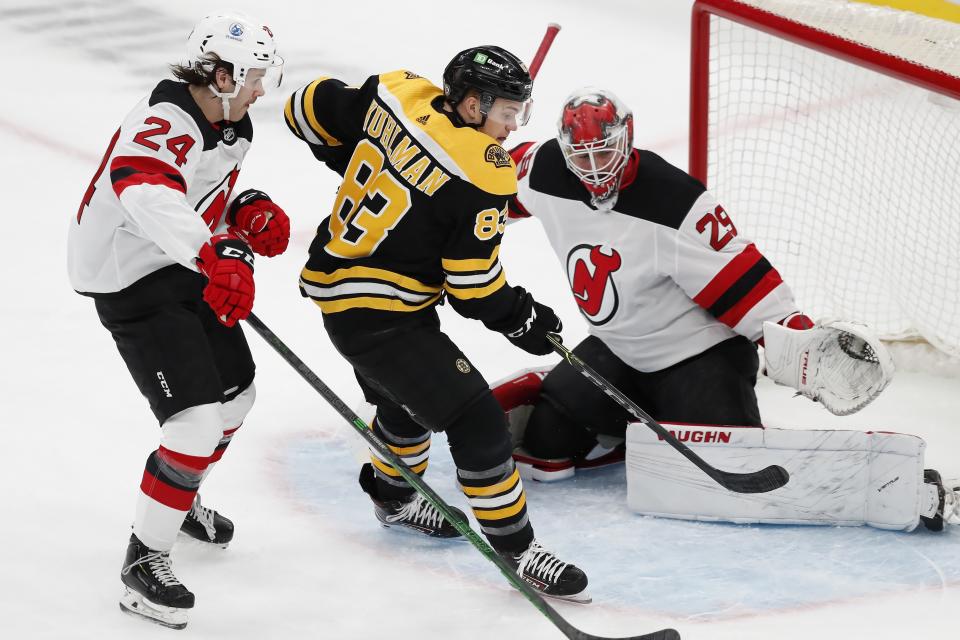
[{"left": 496, "top": 87, "right": 957, "bottom": 533}]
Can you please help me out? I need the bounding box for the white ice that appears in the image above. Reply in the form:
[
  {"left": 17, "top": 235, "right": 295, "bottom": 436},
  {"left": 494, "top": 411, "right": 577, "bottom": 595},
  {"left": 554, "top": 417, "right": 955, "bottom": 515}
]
[{"left": 2, "top": 0, "right": 958, "bottom": 638}]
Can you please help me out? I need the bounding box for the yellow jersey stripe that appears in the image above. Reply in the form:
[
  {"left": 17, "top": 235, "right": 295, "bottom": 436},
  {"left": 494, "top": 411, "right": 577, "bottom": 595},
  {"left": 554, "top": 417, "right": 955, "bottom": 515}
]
[
  {"left": 444, "top": 271, "right": 506, "bottom": 300},
  {"left": 389, "top": 440, "right": 431, "bottom": 456},
  {"left": 304, "top": 79, "right": 343, "bottom": 147},
  {"left": 283, "top": 97, "right": 303, "bottom": 138},
  {"left": 301, "top": 266, "right": 442, "bottom": 294},
  {"left": 311, "top": 294, "right": 441, "bottom": 314},
  {"left": 377, "top": 71, "right": 517, "bottom": 197},
  {"left": 459, "top": 469, "right": 520, "bottom": 497},
  {"left": 442, "top": 246, "right": 500, "bottom": 273},
  {"left": 471, "top": 493, "right": 527, "bottom": 520},
  {"left": 371, "top": 455, "right": 428, "bottom": 477}
]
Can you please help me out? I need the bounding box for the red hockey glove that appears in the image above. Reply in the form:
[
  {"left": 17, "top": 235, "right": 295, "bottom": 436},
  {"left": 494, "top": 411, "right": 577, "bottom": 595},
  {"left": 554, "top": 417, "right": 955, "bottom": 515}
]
[
  {"left": 227, "top": 189, "right": 290, "bottom": 257},
  {"left": 197, "top": 234, "right": 255, "bottom": 327},
  {"left": 502, "top": 290, "right": 563, "bottom": 356}
]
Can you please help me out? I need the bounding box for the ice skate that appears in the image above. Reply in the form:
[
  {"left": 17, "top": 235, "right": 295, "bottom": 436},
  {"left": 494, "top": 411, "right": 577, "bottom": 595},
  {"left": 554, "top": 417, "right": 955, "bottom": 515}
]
[
  {"left": 513, "top": 438, "right": 625, "bottom": 482},
  {"left": 921, "top": 469, "right": 960, "bottom": 531},
  {"left": 502, "top": 539, "right": 590, "bottom": 603},
  {"left": 359, "top": 462, "right": 464, "bottom": 538},
  {"left": 374, "top": 492, "right": 466, "bottom": 539},
  {"left": 119, "top": 534, "right": 194, "bottom": 629},
  {"left": 180, "top": 494, "right": 234, "bottom": 547}
]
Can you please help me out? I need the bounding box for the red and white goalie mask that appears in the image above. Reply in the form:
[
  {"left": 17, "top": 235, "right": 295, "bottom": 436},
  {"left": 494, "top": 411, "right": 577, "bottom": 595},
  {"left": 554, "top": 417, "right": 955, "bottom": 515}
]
[{"left": 557, "top": 88, "right": 634, "bottom": 211}]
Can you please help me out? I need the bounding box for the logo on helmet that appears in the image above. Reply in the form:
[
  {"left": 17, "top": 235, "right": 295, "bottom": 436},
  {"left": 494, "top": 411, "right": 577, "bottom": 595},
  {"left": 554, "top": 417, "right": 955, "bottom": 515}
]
[
  {"left": 473, "top": 53, "right": 489, "bottom": 64},
  {"left": 484, "top": 144, "right": 512, "bottom": 168},
  {"left": 229, "top": 23, "right": 244, "bottom": 38},
  {"left": 567, "top": 244, "right": 622, "bottom": 325}
]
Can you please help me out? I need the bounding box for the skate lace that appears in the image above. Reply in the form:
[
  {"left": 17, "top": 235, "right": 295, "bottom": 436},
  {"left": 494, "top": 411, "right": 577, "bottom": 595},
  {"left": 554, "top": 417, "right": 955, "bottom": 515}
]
[
  {"left": 516, "top": 540, "right": 567, "bottom": 583},
  {"left": 190, "top": 495, "right": 218, "bottom": 541},
  {"left": 388, "top": 494, "right": 443, "bottom": 529},
  {"left": 121, "top": 550, "right": 183, "bottom": 587}
]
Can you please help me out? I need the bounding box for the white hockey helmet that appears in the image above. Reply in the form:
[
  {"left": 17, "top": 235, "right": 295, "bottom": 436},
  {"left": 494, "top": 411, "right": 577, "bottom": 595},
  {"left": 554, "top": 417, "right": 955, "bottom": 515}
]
[
  {"left": 185, "top": 13, "right": 284, "bottom": 119},
  {"left": 557, "top": 87, "right": 634, "bottom": 211}
]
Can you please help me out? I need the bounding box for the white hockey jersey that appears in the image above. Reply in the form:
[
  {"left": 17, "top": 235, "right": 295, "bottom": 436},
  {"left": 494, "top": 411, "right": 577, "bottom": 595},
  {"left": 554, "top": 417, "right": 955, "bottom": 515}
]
[
  {"left": 509, "top": 140, "right": 801, "bottom": 372},
  {"left": 68, "top": 80, "right": 252, "bottom": 295}
]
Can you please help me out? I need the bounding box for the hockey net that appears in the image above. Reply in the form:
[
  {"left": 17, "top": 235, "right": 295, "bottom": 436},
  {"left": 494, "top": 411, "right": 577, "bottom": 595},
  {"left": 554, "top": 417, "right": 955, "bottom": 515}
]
[{"left": 690, "top": 0, "right": 960, "bottom": 369}]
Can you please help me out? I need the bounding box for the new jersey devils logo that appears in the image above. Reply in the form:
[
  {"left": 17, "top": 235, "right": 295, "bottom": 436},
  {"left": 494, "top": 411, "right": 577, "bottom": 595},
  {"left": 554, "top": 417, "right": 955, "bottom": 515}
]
[{"left": 567, "top": 244, "right": 621, "bottom": 325}]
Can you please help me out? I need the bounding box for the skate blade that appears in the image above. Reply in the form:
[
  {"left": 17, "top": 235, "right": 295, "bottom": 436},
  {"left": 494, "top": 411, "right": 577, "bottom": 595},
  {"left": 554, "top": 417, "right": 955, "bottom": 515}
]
[
  {"left": 119, "top": 588, "right": 189, "bottom": 630},
  {"left": 177, "top": 530, "right": 230, "bottom": 549},
  {"left": 544, "top": 589, "right": 592, "bottom": 605}
]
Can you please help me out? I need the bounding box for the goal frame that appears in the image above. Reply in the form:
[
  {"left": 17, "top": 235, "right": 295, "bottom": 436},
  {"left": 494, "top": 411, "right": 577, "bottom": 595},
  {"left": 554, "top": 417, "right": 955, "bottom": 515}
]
[{"left": 689, "top": 0, "right": 960, "bottom": 183}]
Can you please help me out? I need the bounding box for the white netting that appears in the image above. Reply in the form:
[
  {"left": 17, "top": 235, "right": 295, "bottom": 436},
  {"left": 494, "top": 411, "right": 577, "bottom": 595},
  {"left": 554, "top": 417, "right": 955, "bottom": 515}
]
[{"left": 704, "top": 0, "right": 960, "bottom": 360}]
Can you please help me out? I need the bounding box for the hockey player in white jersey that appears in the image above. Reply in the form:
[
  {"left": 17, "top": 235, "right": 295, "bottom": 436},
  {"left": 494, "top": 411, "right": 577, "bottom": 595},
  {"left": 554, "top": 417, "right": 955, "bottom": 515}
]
[
  {"left": 67, "top": 13, "right": 287, "bottom": 629},
  {"left": 503, "top": 87, "right": 957, "bottom": 532}
]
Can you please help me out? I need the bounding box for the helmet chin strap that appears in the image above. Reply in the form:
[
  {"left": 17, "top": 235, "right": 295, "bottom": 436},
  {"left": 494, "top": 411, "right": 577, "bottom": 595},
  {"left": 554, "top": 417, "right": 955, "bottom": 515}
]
[{"left": 207, "top": 82, "right": 243, "bottom": 122}]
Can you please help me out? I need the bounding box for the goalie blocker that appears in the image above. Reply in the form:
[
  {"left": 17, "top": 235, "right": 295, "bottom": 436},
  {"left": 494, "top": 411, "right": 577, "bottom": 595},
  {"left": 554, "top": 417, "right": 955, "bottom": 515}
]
[{"left": 492, "top": 368, "right": 951, "bottom": 533}]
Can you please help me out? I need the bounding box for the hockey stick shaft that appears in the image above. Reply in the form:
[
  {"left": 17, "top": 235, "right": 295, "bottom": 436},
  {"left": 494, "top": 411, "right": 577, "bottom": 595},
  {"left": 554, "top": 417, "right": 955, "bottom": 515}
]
[
  {"left": 547, "top": 335, "right": 789, "bottom": 494},
  {"left": 245, "top": 313, "right": 678, "bottom": 640},
  {"left": 529, "top": 23, "right": 561, "bottom": 80}
]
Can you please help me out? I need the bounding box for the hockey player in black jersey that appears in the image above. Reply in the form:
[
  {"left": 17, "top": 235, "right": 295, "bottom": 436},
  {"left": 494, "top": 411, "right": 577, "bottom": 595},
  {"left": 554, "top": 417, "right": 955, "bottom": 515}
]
[
  {"left": 68, "top": 13, "right": 287, "bottom": 629},
  {"left": 285, "top": 46, "right": 588, "bottom": 601}
]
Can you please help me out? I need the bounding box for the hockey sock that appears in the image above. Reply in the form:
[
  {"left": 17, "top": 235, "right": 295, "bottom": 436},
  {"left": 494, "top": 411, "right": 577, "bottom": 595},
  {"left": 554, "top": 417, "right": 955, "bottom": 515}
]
[
  {"left": 200, "top": 423, "right": 242, "bottom": 481},
  {"left": 367, "top": 417, "right": 431, "bottom": 501},
  {"left": 458, "top": 459, "right": 533, "bottom": 553},
  {"left": 135, "top": 446, "right": 210, "bottom": 550}
]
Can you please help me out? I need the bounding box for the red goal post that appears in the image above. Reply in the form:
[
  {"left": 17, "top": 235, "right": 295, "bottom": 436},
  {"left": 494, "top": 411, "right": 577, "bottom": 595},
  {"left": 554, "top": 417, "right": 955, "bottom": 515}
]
[{"left": 689, "top": 0, "right": 960, "bottom": 360}]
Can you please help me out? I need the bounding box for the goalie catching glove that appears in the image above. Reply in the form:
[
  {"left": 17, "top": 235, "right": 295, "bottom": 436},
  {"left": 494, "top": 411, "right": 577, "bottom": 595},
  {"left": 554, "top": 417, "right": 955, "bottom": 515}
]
[
  {"left": 227, "top": 189, "right": 290, "bottom": 257},
  {"left": 762, "top": 318, "right": 894, "bottom": 415},
  {"left": 197, "top": 234, "right": 255, "bottom": 327}
]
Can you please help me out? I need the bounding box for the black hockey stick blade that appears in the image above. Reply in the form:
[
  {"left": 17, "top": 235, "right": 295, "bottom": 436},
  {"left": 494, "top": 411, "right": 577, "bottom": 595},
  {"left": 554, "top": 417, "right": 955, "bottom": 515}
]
[
  {"left": 245, "top": 313, "right": 682, "bottom": 640},
  {"left": 566, "top": 628, "right": 680, "bottom": 640},
  {"left": 547, "top": 334, "right": 789, "bottom": 495}
]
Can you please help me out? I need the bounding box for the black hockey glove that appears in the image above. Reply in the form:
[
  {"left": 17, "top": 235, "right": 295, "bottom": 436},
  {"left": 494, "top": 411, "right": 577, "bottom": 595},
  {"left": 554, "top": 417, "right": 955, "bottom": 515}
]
[{"left": 502, "top": 291, "right": 562, "bottom": 356}]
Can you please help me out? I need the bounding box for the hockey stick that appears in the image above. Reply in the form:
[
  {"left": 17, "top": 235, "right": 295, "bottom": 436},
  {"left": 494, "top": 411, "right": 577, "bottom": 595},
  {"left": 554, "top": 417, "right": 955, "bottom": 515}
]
[
  {"left": 245, "top": 312, "right": 679, "bottom": 640},
  {"left": 547, "top": 334, "right": 789, "bottom": 494},
  {"left": 529, "top": 23, "right": 561, "bottom": 80}
]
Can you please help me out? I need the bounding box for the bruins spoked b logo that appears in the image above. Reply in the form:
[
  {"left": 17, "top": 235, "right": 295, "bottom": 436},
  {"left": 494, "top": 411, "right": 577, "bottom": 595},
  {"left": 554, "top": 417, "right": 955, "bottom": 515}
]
[{"left": 484, "top": 144, "right": 512, "bottom": 168}]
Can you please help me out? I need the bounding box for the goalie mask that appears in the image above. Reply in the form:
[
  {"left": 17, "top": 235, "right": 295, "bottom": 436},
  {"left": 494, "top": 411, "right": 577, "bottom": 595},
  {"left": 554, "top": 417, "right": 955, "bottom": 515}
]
[
  {"left": 185, "top": 13, "right": 284, "bottom": 121},
  {"left": 557, "top": 88, "right": 634, "bottom": 211}
]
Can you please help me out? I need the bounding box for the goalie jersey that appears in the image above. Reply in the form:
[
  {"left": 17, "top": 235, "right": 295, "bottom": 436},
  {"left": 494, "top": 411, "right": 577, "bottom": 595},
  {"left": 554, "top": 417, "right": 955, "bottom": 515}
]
[
  {"left": 68, "top": 80, "right": 250, "bottom": 295},
  {"left": 509, "top": 139, "right": 802, "bottom": 372},
  {"left": 285, "top": 70, "right": 526, "bottom": 331}
]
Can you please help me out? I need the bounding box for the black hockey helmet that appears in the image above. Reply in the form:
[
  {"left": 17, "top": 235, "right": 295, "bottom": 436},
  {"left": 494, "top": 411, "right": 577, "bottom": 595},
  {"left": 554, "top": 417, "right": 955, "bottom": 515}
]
[{"left": 443, "top": 45, "right": 533, "bottom": 116}]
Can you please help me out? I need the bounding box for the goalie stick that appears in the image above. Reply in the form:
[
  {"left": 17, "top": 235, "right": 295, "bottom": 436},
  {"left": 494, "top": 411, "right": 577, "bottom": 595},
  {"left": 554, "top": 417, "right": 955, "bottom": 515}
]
[
  {"left": 245, "top": 313, "right": 680, "bottom": 640},
  {"left": 547, "top": 334, "right": 790, "bottom": 494}
]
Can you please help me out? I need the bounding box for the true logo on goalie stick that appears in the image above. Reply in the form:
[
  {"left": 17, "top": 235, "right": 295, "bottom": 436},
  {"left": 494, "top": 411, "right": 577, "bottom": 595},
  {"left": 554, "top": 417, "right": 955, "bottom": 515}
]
[
  {"left": 567, "top": 244, "right": 621, "bottom": 326},
  {"left": 484, "top": 144, "right": 512, "bottom": 168}
]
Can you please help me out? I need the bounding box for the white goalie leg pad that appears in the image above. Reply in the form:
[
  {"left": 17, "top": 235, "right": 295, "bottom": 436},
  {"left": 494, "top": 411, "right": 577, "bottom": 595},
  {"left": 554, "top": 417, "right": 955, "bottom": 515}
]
[
  {"left": 626, "top": 422, "right": 926, "bottom": 531},
  {"left": 763, "top": 319, "right": 895, "bottom": 415}
]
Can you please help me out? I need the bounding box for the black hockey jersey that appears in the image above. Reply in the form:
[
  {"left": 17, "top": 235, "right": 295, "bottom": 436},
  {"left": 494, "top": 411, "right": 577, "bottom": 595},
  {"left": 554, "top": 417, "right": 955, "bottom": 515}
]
[
  {"left": 509, "top": 139, "right": 801, "bottom": 371},
  {"left": 285, "top": 70, "right": 527, "bottom": 330}
]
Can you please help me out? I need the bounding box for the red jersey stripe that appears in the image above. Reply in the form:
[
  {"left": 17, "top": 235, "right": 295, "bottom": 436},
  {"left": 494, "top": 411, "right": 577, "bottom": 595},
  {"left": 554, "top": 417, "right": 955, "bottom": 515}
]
[
  {"left": 110, "top": 155, "right": 186, "bottom": 197},
  {"left": 693, "top": 243, "right": 763, "bottom": 309},
  {"left": 718, "top": 269, "right": 785, "bottom": 328}
]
